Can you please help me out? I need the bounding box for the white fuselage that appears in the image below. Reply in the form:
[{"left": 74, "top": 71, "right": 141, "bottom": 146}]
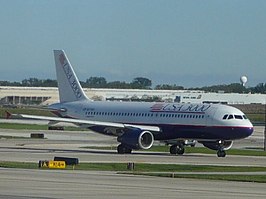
[{"left": 50, "top": 100, "right": 254, "bottom": 141}]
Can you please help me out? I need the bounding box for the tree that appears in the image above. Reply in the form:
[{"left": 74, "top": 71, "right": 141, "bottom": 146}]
[
  {"left": 107, "top": 81, "right": 131, "bottom": 89},
  {"left": 131, "top": 77, "right": 152, "bottom": 89},
  {"left": 191, "top": 83, "right": 248, "bottom": 93},
  {"left": 21, "top": 78, "right": 42, "bottom": 87},
  {"left": 42, "top": 79, "right": 57, "bottom": 87},
  {"left": 85, "top": 77, "right": 107, "bottom": 88},
  {"left": 155, "top": 84, "right": 184, "bottom": 90},
  {"left": 252, "top": 83, "right": 266, "bottom": 94}
]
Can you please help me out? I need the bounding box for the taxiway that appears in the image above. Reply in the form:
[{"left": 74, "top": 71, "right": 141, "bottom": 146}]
[{"left": 0, "top": 126, "right": 265, "bottom": 198}]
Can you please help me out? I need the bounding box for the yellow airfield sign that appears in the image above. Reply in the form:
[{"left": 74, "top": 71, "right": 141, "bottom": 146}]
[{"left": 39, "top": 160, "right": 66, "bottom": 169}]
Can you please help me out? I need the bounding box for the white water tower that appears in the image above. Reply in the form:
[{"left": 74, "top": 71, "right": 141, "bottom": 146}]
[{"left": 240, "top": 75, "right": 248, "bottom": 86}]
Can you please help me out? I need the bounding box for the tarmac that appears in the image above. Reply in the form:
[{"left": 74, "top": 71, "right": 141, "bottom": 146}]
[
  {"left": 1, "top": 168, "right": 266, "bottom": 199},
  {"left": 0, "top": 124, "right": 265, "bottom": 198}
]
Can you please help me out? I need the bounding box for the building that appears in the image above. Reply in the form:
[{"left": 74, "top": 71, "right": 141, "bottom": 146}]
[{"left": 0, "top": 86, "right": 265, "bottom": 106}]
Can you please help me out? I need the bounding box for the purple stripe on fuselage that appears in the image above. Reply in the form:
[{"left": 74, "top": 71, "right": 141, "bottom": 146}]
[{"left": 150, "top": 111, "right": 205, "bottom": 114}]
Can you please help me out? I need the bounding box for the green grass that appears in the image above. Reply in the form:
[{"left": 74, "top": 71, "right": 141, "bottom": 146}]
[
  {"left": 0, "top": 135, "right": 29, "bottom": 139},
  {"left": 0, "top": 107, "right": 53, "bottom": 118},
  {"left": 0, "top": 122, "right": 85, "bottom": 131},
  {"left": 246, "top": 113, "right": 265, "bottom": 123},
  {"left": 1, "top": 161, "right": 266, "bottom": 172},
  {"left": 1, "top": 161, "right": 265, "bottom": 183},
  {"left": 0, "top": 123, "right": 49, "bottom": 130},
  {"left": 74, "top": 163, "right": 266, "bottom": 172},
  {"left": 0, "top": 161, "right": 38, "bottom": 169}
]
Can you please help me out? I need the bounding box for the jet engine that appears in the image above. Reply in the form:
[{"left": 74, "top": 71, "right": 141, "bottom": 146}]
[
  {"left": 201, "top": 140, "right": 233, "bottom": 151},
  {"left": 117, "top": 129, "right": 154, "bottom": 150}
]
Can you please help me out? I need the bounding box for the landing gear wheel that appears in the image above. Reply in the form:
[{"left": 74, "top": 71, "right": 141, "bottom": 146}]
[
  {"left": 217, "top": 150, "right": 226, "bottom": 157},
  {"left": 170, "top": 144, "right": 185, "bottom": 155},
  {"left": 117, "top": 144, "right": 132, "bottom": 154},
  {"left": 177, "top": 147, "right": 185, "bottom": 155},
  {"left": 170, "top": 145, "right": 178, "bottom": 154},
  {"left": 125, "top": 148, "right": 132, "bottom": 154}
]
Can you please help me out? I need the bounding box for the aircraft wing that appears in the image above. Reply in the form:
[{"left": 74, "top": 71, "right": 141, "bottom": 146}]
[{"left": 10, "top": 114, "right": 161, "bottom": 132}]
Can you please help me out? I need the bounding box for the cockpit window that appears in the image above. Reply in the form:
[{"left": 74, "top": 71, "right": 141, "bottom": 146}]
[
  {"left": 222, "top": 114, "right": 228, "bottom": 120},
  {"left": 234, "top": 115, "right": 243, "bottom": 120},
  {"left": 228, "top": 115, "right": 234, "bottom": 120},
  {"left": 223, "top": 114, "right": 247, "bottom": 120}
]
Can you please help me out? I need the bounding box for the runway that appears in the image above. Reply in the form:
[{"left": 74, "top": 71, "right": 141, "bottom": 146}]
[
  {"left": 0, "top": 126, "right": 266, "bottom": 198},
  {"left": 1, "top": 168, "right": 266, "bottom": 199}
]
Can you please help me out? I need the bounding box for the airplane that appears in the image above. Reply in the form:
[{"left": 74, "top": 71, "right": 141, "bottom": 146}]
[{"left": 11, "top": 50, "right": 254, "bottom": 157}]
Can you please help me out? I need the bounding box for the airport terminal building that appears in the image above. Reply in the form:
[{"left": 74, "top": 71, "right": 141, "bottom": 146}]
[{"left": 0, "top": 86, "right": 265, "bottom": 106}]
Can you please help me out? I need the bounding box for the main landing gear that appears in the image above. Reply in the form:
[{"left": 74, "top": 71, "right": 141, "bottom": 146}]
[
  {"left": 170, "top": 143, "right": 185, "bottom": 155},
  {"left": 117, "top": 144, "right": 132, "bottom": 154}
]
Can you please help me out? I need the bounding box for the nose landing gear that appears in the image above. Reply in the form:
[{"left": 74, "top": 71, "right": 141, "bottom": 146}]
[
  {"left": 216, "top": 140, "right": 228, "bottom": 157},
  {"left": 217, "top": 149, "right": 226, "bottom": 157}
]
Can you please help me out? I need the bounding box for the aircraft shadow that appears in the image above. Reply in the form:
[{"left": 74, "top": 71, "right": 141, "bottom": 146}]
[{"left": 0, "top": 146, "right": 200, "bottom": 157}]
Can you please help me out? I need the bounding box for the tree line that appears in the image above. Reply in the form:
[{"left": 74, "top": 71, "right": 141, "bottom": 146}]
[{"left": 0, "top": 77, "right": 266, "bottom": 94}]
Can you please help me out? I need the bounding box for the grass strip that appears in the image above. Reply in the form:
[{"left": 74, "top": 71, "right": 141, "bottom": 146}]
[
  {"left": 0, "top": 123, "right": 48, "bottom": 130},
  {"left": 1, "top": 161, "right": 266, "bottom": 183},
  {"left": 0, "top": 161, "right": 38, "bottom": 169},
  {"left": 1, "top": 161, "right": 266, "bottom": 172},
  {"left": 0, "top": 108, "right": 53, "bottom": 118},
  {"left": 0, "top": 135, "right": 29, "bottom": 139},
  {"left": 0, "top": 122, "right": 84, "bottom": 131}
]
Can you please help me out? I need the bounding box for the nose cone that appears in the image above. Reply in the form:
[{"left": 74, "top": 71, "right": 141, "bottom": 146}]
[
  {"left": 243, "top": 121, "right": 254, "bottom": 138},
  {"left": 245, "top": 126, "right": 254, "bottom": 137},
  {"left": 231, "top": 120, "right": 254, "bottom": 140}
]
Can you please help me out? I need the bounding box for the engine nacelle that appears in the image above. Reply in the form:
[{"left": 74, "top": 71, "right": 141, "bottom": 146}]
[
  {"left": 201, "top": 141, "right": 233, "bottom": 151},
  {"left": 117, "top": 129, "right": 154, "bottom": 150}
]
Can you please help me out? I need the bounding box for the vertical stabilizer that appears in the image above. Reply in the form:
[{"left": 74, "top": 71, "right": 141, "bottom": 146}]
[{"left": 54, "top": 50, "right": 89, "bottom": 103}]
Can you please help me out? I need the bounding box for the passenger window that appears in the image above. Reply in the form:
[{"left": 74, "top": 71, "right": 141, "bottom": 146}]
[{"left": 228, "top": 115, "right": 234, "bottom": 120}]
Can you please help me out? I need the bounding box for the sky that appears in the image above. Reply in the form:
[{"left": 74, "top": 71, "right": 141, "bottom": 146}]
[{"left": 0, "top": 0, "right": 265, "bottom": 88}]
